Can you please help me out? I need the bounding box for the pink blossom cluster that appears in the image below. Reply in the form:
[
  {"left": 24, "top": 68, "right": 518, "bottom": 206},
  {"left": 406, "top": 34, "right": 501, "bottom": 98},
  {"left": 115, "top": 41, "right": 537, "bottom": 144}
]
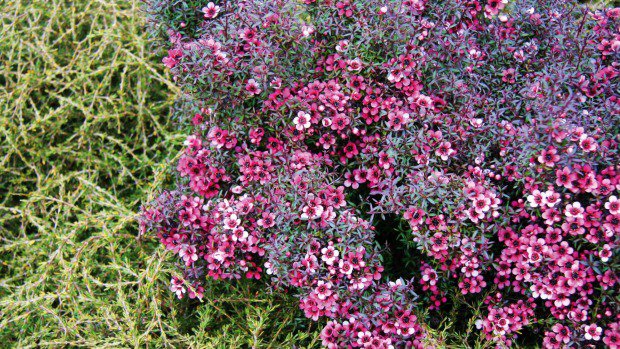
[
  {"left": 477, "top": 295, "right": 536, "bottom": 346},
  {"left": 142, "top": 0, "right": 619, "bottom": 347},
  {"left": 143, "top": 145, "right": 428, "bottom": 346}
]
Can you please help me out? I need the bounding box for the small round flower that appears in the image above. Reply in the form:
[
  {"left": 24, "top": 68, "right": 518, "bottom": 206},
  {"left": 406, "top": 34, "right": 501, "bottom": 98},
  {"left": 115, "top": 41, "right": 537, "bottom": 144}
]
[
  {"left": 331, "top": 114, "right": 350, "bottom": 131},
  {"left": 301, "top": 205, "right": 324, "bottom": 220},
  {"left": 556, "top": 167, "right": 575, "bottom": 189},
  {"left": 335, "top": 40, "right": 349, "bottom": 52},
  {"left": 223, "top": 214, "right": 241, "bottom": 230},
  {"left": 603, "top": 323, "right": 620, "bottom": 348},
  {"left": 502, "top": 68, "right": 516, "bottom": 83},
  {"left": 338, "top": 259, "right": 353, "bottom": 275},
  {"left": 240, "top": 28, "right": 257, "bottom": 41},
  {"left": 584, "top": 324, "right": 603, "bottom": 341},
  {"left": 202, "top": 2, "right": 220, "bottom": 19},
  {"left": 343, "top": 142, "right": 358, "bottom": 159},
  {"left": 565, "top": 202, "right": 585, "bottom": 219},
  {"left": 301, "top": 25, "right": 315, "bottom": 37},
  {"left": 599, "top": 244, "right": 613, "bottom": 262},
  {"left": 321, "top": 246, "right": 339, "bottom": 265},
  {"left": 270, "top": 78, "right": 282, "bottom": 89},
  {"left": 293, "top": 111, "right": 311, "bottom": 131},
  {"left": 257, "top": 211, "right": 276, "bottom": 228},
  {"left": 542, "top": 190, "right": 561, "bottom": 207},
  {"left": 527, "top": 189, "right": 545, "bottom": 208},
  {"left": 485, "top": 0, "right": 508, "bottom": 17},
  {"left": 314, "top": 280, "right": 333, "bottom": 300},
  {"left": 347, "top": 58, "right": 363, "bottom": 71},
  {"left": 579, "top": 135, "right": 598, "bottom": 153},
  {"left": 551, "top": 323, "right": 572, "bottom": 344},
  {"left": 179, "top": 244, "right": 198, "bottom": 265},
  {"left": 356, "top": 331, "right": 372, "bottom": 346},
  {"left": 538, "top": 147, "right": 560, "bottom": 167},
  {"left": 170, "top": 277, "right": 186, "bottom": 299},
  {"left": 435, "top": 141, "right": 456, "bottom": 161},
  {"left": 245, "top": 79, "right": 261, "bottom": 95},
  {"left": 605, "top": 195, "right": 620, "bottom": 215}
]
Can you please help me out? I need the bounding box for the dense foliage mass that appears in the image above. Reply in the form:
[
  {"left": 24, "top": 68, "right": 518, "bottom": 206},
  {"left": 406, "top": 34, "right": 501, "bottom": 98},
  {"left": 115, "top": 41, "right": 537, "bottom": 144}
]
[{"left": 141, "top": 0, "right": 619, "bottom": 347}]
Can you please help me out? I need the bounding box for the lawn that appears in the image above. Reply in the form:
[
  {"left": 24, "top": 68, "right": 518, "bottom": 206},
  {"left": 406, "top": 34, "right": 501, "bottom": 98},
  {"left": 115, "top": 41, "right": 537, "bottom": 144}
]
[{"left": 0, "top": 0, "right": 319, "bottom": 347}]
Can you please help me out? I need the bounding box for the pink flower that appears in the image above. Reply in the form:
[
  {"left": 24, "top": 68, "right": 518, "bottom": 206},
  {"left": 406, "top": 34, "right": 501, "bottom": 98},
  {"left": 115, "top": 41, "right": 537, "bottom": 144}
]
[
  {"left": 356, "top": 331, "right": 372, "bottom": 346},
  {"left": 551, "top": 323, "right": 571, "bottom": 344},
  {"left": 344, "top": 172, "right": 359, "bottom": 189},
  {"left": 347, "top": 58, "right": 363, "bottom": 71},
  {"left": 579, "top": 135, "right": 598, "bottom": 153},
  {"left": 404, "top": 206, "right": 425, "bottom": 227},
  {"left": 270, "top": 78, "right": 282, "bottom": 89},
  {"left": 415, "top": 95, "right": 433, "bottom": 110},
  {"left": 435, "top": 141, "right": 456, "bottom": 160},
  {"left": 527, "top": 189, "right": 545, "bottom": 208},
  {"left": 240, "top": 28, "right": 257, "bottom": 41},
  {"left": 542, "top": 208, "right": 561, "bottom": 225},
  {"left": 314, "top": 280, "right": 333, "bottom": 300},
  {"left": 202, "top": 2, "right": 220, "bottom": 19},
  {"left": 245, "top": 79, "right": 261, "bottom": 95},
  {"left": 600, "top": 244, "right": 613, "bottom": 262},
  {"left": 387, "top": 110, "right": 410, "bottom": 131},
  {"left": 396, "top": 311, "right": 417, "bottom": 336},
  {"left": 335, "top": 40, "right": 349, "bottom": 52},
  {"left": 321, "top": 246, "right": 339, "bottom": 265},
  {"left": 502, "top": 68, "right": 516, "bottom": 83},
  {"left": 231, "top": 227, "right": 248, "bottom": 242},
  {"left": 485, "top": 0, "right": 508, "bottom": 17},
  {"left": 339, "top": 259, "right": 353, "bottom": 275},
  {"left": 188, "top": 283, "right": 205, "bottom": 299},
  {"left": 584, "top": 324, "right": 603, "bottom": 341},
  {"left": 542, "top": 190, "right": 561, "bottom": 207},
  {"left": 293, "top": 111, "right": 311, "bottom": 130},
  {"left": 565, "top": 202, "right": 584, "bottom": 219},
  {"left": 319, "top": 133, "right": 336, "bottom": 149},
  {"left": 343, "top": 142, "right": 358, "bottom": 159},
  {"left": 179, "top": 244, "right": 198, "bottom": 265},
  {"left": 331, "top": 114, "right": 350, "bottom": 131},
  {"left": 538, "top": 147, "right": 560, "bottom": 167},
  {"left": 257, "top": 211, "right": 276, "bottom": 228},
  {"left": 556, "top": 167, "right": 575, "bottom": 189},
  {"left": 170, "top": 277, "right": 186, "bottom": 299},
  {"left": 472, "top": 194, "right": 491, "bottom": 213},
  {"left": 605, "top": 195, "right": 619, "bottom": 215},
  {"left": 603, "top": 323, "right": 620, "bottom": 348},
  {"left": 301, "top": 205, "right": 324, "bottom": 220},
  {"left": 162, "top": 49, "right": 182, "bottom": 69},
  {"left": 336, "top": 1, "right": 355, "bottom": 17},
  {"left": 301, "top": 25, "right": 315, "bottom": 37},
  {"left": 422, "top": 269, "right": 438, "bottom": 285},
  {"left": 223, "top": 214, "right": 241, "bottom": 230}
]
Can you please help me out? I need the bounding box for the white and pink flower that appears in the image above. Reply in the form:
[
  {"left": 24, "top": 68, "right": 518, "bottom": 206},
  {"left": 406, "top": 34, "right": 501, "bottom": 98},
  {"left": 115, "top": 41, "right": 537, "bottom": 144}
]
[
  {"left": 293, "top": 111, "right": 311, "bottom": 131},
  {"left": 202, "top": 2, "right": 220, "bottom": 19}
]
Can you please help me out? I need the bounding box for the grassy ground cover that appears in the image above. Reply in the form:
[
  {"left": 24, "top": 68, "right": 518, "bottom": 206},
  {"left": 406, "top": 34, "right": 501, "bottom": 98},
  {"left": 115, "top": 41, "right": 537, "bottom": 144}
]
[{"left": 0, "top": 0, "right": 318, "bottom": 347}]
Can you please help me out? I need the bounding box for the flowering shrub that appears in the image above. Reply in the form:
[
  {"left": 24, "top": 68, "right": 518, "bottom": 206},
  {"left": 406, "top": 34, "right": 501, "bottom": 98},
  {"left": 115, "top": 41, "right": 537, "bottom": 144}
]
[{"left": 141, "top": 0, "right": 620, "bottom": 347}]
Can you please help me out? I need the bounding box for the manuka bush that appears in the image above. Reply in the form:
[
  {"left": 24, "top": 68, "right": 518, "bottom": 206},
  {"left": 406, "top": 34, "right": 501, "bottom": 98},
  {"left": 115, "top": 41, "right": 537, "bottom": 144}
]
[{"left": 140, "top": 0, "right": 620, "bottom": 347}]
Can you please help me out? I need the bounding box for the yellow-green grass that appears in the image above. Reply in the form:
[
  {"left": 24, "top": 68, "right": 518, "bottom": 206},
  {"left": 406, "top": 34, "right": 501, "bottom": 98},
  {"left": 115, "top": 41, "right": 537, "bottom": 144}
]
[{"left": 0, "top": 0, "right": 319, "bottom": 347}]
